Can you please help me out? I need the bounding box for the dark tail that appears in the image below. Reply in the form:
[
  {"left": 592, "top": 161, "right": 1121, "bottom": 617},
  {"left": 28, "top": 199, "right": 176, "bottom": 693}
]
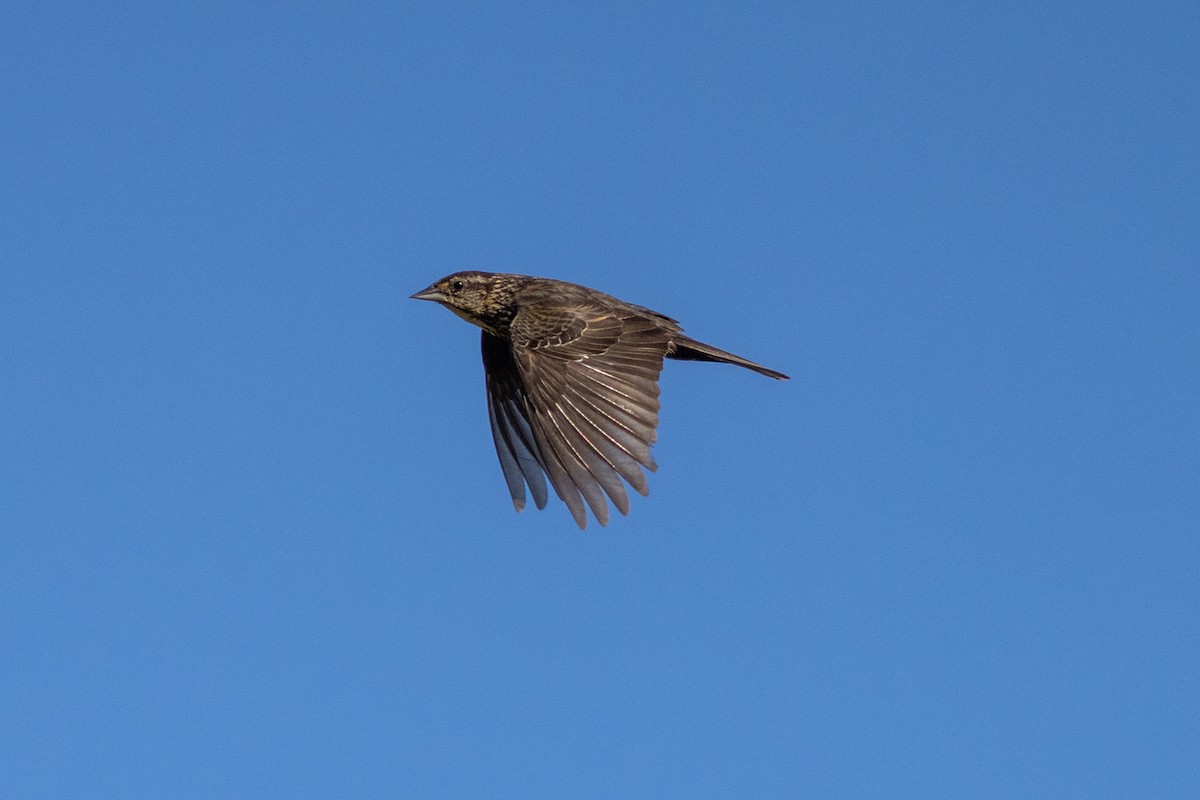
[{"left": 668, "top": 335, "right": 789, "bottom": 380}]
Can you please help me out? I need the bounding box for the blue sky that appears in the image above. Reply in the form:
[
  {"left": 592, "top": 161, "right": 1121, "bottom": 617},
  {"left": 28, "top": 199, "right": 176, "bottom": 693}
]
[{"left": 2, "top": 2, "right": 1197, "bottom": 797}]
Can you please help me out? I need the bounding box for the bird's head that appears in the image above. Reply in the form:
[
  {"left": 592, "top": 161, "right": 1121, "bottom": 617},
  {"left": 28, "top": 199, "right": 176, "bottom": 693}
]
[{"left": 410, "top": 271, "right": 513, "bottom": 333}]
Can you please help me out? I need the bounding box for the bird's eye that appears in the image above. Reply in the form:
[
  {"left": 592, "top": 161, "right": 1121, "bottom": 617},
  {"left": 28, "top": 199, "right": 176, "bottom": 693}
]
[{"left": 451, "top": 280, "right": 465, "bottom": 292}]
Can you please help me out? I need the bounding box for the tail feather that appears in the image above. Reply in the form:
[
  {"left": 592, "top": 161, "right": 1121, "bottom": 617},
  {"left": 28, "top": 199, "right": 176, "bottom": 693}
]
[{"left": 668, "top": 335, "right": 789, "bottom": 380}]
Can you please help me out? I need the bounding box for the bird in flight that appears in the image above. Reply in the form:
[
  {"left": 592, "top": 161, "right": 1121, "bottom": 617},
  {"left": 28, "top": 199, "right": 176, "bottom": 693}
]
[{"left": 411, "top": 271, "right": 788, "bottom": 529}]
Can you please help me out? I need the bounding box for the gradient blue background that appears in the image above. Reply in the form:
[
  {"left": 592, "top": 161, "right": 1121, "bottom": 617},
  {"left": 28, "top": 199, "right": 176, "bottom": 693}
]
[{"left": 3, "top": 2, "right": 1197, "bottom": 797}]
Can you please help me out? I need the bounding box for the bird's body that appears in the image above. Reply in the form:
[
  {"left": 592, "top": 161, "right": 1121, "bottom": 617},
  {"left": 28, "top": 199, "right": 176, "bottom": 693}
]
[{"left": 411, "top": 271, "right": 788, "bottom": 529}]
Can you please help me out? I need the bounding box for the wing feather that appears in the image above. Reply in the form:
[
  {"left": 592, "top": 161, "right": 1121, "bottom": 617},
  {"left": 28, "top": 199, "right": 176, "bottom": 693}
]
[
  {"left": 481, "top": 332, "right": 548, "bottom": 511},
  {"left": 509, "top": 302, "right": 672, "bottom": 528}
]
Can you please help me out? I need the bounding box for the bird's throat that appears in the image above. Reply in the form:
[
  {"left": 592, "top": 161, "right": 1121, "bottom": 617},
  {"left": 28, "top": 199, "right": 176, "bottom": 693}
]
[{"left": 446, "top": 304, "right": 506, "bottom": 336}]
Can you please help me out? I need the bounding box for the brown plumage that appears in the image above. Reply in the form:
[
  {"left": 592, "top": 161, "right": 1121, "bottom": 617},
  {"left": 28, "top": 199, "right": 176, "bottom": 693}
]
[{"left": 410, "top": 271, "right": 788, "bottom": 529}]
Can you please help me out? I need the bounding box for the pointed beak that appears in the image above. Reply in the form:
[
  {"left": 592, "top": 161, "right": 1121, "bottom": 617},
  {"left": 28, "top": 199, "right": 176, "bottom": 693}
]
[{"left": 409, "top": 285, "right": 446, "bottom": 302}]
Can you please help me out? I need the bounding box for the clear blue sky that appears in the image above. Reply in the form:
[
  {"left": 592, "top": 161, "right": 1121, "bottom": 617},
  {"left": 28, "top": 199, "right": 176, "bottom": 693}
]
[{"left": 2, "top": 2, "right": 1197, "bottom": 797}]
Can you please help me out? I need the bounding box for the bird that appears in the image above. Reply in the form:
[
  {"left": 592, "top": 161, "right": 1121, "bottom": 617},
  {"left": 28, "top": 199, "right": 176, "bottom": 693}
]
[{"left": 410, "top": 271, "right": 788, "bottom": 529}]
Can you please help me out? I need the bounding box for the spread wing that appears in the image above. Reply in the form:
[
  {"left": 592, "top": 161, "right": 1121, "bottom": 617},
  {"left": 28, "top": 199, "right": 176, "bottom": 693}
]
[
  {"left": 480, "top": 303, "right": 671, "bottom": 529},
  {"left": 482, "top": 331, "right": 548, "bottom": 513}
]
